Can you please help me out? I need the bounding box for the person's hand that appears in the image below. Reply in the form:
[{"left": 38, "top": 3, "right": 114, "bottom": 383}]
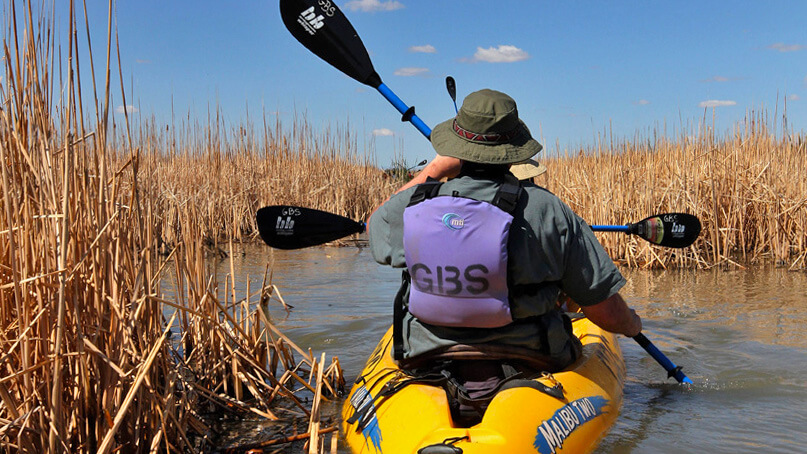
[{"left": 624, "top": 308, "right": 642, "bottom": 338}]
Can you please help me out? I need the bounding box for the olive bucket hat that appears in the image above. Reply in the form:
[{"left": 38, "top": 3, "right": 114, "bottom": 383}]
[{"left": 430, "top": 89, "right": 543, "bottom": 164}]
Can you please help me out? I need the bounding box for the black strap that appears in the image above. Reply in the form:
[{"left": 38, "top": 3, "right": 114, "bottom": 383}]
[
  {"left": 393, "top": 270, "right": 410, "bottom": 361},
  {"left": 441, "top": 364, "right": 566, "bottom": 418},
  {"left": 407, "top": 178, "right": 442, "bottom": 206},
  {"left": 491, "top": 172, "right": 522, "bottom": 214},
  {"left": 347, "top": 370, "right": 450, "bottom": 427},
  {"left": 407, "top": 174, "right": 522, "bottom": 213},
  {"left": 499, "top": 378, "right": 566, "bottom": 400}
]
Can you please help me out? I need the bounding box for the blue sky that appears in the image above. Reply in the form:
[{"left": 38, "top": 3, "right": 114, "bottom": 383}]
[{"left": 28, "top": 0, "right": 807, "bottom": 166}]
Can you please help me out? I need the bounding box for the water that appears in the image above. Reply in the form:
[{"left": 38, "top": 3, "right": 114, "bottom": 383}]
[
  {"left": 210, "top": 243, "right": 807, "bottom": 453},
  {"left": 601, "top": 269, "right": 807, "bottom": 454}
]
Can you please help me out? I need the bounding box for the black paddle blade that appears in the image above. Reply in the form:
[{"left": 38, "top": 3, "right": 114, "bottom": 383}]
[
  {"left": 629, "top": 213, "right": 701, "bottom": 248},
  {"left": 256, "top": 206, "right": 365, "bottom": 250},
  {"left": 279, "top": 0, "right": 382, "bottom": 87},
  {"left": 446, "top": 76, "right": 457, "bottom": 102},
  {"left": 446, "top": 76, "right": 458, "bottom": 113}
]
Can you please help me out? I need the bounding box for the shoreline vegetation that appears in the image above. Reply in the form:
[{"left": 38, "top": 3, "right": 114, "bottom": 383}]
[
  {"left": 143, "top": 106, "right": 807, "bottom": 271},
  {"left": 1, "top": 3, "right": 351, "bottom": 453},
  {"left": 1, "top": 2, "right": 805, "bottom": 454},
  {"left": 542, "top": 112, "right": 806, "bottom": 271}
]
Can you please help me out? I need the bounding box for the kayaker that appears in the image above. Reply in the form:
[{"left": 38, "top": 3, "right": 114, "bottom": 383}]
[{"left": 367, "top": 89, "right": 641, "bottom": 422}]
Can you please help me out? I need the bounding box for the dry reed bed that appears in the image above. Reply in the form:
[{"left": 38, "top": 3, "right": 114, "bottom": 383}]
[
  {"left": 135, "top": 113, "right": 806, "bottom": 271},
  {"left": 541, "top": 117, "right": 807, "bottom": 269},
  {"left": 1, "top": 2, "right": 346, "bottom": 453},
  {"left": 135, "top": 115, "right": 397, "bottom": 249}
]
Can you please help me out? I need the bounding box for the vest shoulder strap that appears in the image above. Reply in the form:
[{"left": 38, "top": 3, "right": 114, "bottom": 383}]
[
  {"left": 491, "top": 172, "right": 522, "bottom": 214},
  {"left": 407, "top": 173, "right": 523, "bottom": 212},
  {"left": 407, "top": 178, "right": 442, "bottom": 207}
]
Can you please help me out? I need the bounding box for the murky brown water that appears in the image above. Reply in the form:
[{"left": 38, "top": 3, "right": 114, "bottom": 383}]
[{"left": 204, "top": 243, "right": 807, "bottom": 453}]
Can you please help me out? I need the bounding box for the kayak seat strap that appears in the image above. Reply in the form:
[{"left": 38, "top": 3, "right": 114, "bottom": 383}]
[
  {"left": 399, "top": 342, "right": 565, "bottom": 372},
  {"left": 345, "top": 371, "right": 449, "bottom": 428},
  {"left": 498, "top": 378, "right": 565, "bottom": 400},
  {"left": 441, "top": 364, "right": 566, "bottom": 422}
]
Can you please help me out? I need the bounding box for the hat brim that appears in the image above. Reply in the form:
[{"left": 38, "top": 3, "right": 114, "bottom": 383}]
[
  {"left": 430, "top": 118, "right": 543, "bottom": 164},
  {"left": 510, "top": 158, "right": 547, "bottom": 180}
]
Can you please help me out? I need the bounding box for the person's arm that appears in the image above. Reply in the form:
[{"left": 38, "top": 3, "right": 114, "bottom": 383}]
[
  {"left": 392, "top": 155, "right": 462, "bottom": 195},
  {"left": 368, "top": 155, "right": 462, "bottom": 226},
  {"left": 579, "top": 292, "right": 642, "bottom": 337}
]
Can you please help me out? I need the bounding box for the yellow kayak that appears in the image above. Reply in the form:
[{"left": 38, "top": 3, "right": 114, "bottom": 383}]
[{"left": 341, "top": 315, "right": 626, "bottom": 454}]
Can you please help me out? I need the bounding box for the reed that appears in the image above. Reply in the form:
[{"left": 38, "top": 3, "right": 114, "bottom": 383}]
[
  {"left": 540, "top": 114, "right": 807, "bottom": 269},
  {"left": 1, "top": 2, "right": 346, "bottom": 453}
]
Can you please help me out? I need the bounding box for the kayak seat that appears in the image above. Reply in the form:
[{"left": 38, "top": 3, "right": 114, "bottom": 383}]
[
  {"left": 397, "top": 342, "right": 567, "bottom": 372},
  {"left": 386, "top": 354, "right": 567, "bottom": 427}
]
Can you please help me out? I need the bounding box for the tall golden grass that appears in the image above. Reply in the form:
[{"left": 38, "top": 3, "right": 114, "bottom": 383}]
[
  {"left": 540, "top": 113, "right": 806, "bottom": 270},
  {"left": 136, "top": 113, "right": 396, "bottom": 250},
  {"left": 133, "top": 107, "right": 806, "bottom": 271},
  {"left": 1, "top": 2, "right": 348, "bottom": 453}
]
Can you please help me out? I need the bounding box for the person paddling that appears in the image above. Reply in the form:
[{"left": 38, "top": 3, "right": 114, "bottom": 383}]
[{"left": 366, "top": 89, "right": 641, "bottom": 422}]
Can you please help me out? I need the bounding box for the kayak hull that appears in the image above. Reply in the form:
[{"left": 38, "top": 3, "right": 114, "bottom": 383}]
[{"left": 341, "top": 317, "right": 626, "bottom": 454}]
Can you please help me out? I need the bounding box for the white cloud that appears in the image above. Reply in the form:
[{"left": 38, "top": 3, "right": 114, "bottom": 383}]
[
  {"left": 344, "top": 0, "right": 404, "bottom": 12},
  {"left": 469, "top": 45, "right": 529, "bottom": 63},
  {"left": 788, "top": 94, "right": 800, "bottom": 101},
  {"left": 372, "top": 128, "right": 394, "bottom": 136},
  {"left": 768, "top": 43, "right": 806, "bottom": 52},
  {"left": 394, "top": 67, "right": 428, "bottom": 77},
  {"left": 409, "top": 44, "right": 436, "bottom": 54},
  {"left": 136, "top": 59, "right": 151, "bottom": 64},
  {"left": 633, "top": 99, "right": 650, "bottom": 105},
  {"left": 698, "top": 100, "right": 736, "bottom": 108},
  {"left": 115, "top": 105, "right": 138, "bottom": 114}
]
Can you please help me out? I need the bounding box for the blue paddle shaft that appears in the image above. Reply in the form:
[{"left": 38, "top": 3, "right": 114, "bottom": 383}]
[
  {"left": 590, "top": 225, "right": 629, "bottom": 232},
  {"left": 633, "top": 333, "right": 693, "bottom": 384},
  {"left": 376, "top": 83, "right": 432, "bottom": 139}
]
